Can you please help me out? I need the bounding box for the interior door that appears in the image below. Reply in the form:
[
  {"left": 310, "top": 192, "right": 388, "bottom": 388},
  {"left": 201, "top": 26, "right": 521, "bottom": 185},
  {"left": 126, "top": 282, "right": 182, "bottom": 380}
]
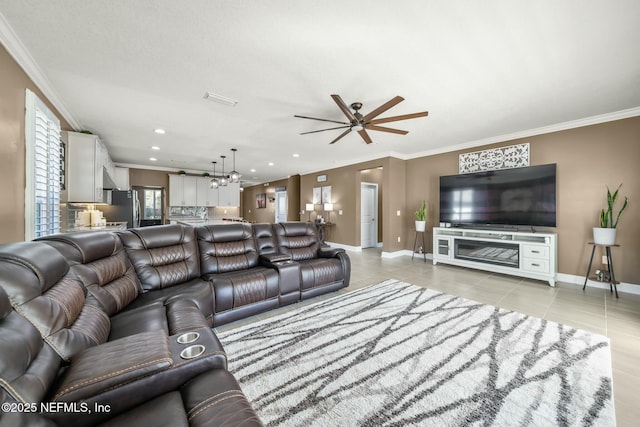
[
  {"left": 275, "top": 191, "right": 287, "bottom": 223},
  {"left": 361, "top": 183, "right": 378, "bottom": 248}
]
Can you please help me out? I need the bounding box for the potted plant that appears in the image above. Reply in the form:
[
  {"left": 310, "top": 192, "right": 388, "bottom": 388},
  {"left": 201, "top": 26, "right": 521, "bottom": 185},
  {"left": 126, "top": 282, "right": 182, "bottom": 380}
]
[
  {"left": 415, "top": 200, "right": 427, "bottom": 232},
  {"left": 593, "top": 184, "right": 628, "bottom": 245}
]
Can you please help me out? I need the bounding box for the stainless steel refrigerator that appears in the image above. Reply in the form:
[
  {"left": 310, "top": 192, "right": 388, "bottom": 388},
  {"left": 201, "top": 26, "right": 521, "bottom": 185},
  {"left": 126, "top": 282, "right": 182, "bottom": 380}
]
[{"left": 101, "top": 190, "right": 140, "bottom": 229}]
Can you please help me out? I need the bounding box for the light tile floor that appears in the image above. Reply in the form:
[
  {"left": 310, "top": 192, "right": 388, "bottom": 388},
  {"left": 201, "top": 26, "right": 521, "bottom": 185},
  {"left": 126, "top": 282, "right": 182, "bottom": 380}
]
[{"left": 217, "top": 248, "right": 640, "bottom": 426}]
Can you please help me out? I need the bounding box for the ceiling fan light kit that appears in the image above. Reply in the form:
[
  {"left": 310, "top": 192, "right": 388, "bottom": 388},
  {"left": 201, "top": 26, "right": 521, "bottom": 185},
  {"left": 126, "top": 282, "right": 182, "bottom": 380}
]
[{"left": 295, "top": 94, "right": 428, "bottom": 145}]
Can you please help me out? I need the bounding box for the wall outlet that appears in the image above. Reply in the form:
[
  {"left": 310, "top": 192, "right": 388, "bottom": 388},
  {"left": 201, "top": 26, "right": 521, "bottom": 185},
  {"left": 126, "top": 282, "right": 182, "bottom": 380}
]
[
  {"left": 602, "top": 255, "right": 608, "bottom": 265},
  {"left": 339, "top": 210, "right": 343, "bottom": 215},
  {"left": 397, "top": 236, "right": 401, "bottom": 243}
]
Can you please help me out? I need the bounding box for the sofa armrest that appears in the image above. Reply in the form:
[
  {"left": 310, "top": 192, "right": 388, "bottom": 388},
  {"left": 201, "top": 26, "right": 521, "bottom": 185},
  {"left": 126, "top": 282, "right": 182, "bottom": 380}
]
[
  {"left": 318, "top": 247, "right": 345, "bottom": 258},
  {"left": 259, "top": 253, "right": 292, "bottom": 267},
  {"left": 49, "top": 328, "right": 227, "bottom": 426},
  {"left": 53, "top": 330, "right": 173, "bottom": 403}
]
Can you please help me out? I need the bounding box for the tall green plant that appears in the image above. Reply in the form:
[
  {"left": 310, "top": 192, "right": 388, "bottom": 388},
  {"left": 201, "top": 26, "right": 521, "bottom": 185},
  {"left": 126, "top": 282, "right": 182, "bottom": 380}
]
[
  {"left": 415, "top": 200, "right": 427, "bottom": 221},
  {"left": 599, "top": 184, "right": 628, "bottom": 228}
]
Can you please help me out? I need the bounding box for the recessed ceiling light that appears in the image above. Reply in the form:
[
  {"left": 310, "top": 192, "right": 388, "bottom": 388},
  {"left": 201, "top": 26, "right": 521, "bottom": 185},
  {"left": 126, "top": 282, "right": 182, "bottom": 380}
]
[
  {"left": 149, "top": 157, "right": 157, "bottom": 161},
  {"left": 151, "top": 146, "right": 160, "bottom": 150},
  {"left": 293, "top": 153, "right": 300, "bottom": 158},
  {"left": 268, "top": 162, "right": 274, "bottom": 166},
  {"left": 250, "top": 169, "right": 256, "bottom": 173},
  {"left": 154, "top": 128, "right": 166, "bottom": 134}
]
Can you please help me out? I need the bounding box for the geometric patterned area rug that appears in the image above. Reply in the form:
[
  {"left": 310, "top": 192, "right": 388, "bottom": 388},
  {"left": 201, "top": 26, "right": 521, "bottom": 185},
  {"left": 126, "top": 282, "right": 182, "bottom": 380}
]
[{"left": 216, "top": 280, "right": 615, "bottom": 427}]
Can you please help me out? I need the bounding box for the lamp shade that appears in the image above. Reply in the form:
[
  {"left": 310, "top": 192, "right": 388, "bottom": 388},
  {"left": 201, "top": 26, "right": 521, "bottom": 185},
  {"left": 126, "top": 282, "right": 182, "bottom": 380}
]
[
  {"left": 305, "top": 203, "right": 314, "bottom": 211},
  {"left": 323, "top": 203, "right": 333, "bottom": 211}
]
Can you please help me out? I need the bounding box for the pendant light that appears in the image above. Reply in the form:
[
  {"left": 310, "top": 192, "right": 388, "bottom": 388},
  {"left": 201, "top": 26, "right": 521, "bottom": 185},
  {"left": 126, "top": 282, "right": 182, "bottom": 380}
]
[
  {"left": 230, "top": 148, "right": 240, "bottom": 183},
  {"left": 209, "top": 161, "right": 219, "bottom": 189},
  {"left": 219, "top": 155, "right": 228, "bottom": 186}
]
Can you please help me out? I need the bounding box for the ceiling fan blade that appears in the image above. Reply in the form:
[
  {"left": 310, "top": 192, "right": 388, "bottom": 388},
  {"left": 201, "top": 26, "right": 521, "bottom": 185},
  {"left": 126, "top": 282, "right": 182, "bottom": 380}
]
[
  {"left": 368, "top": 111, "right": 429, "bottom": 125},
  {"left": 358, "top": 129, "right": 373, "bottom": 144},
  {"left": 329, "top": 129, "right": 352, "bottom": 144},
  {"left": 366, "top": 125, "right": 408, "bottom": 135},
  {"left": 362, "top": 96, "right": 404, "bottom": 122},
  {"left": 331, "top": 94, "right": 357, "bottom": 122},
  {"left": 300, "top": 125, "right": 350, "bottom": 135},
  {"left": 294, "top": 115, "right": 349, "bottom": 125}
]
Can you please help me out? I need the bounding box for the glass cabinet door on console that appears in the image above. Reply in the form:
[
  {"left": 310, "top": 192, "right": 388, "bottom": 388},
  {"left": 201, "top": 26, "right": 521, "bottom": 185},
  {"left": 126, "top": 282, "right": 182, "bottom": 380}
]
[{"left": 436, "top": 237, "right": 453, "bottom": 259}]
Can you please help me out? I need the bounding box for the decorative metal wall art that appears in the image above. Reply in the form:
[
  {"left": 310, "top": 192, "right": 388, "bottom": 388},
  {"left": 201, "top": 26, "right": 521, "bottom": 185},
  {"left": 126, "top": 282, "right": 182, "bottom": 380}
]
[{"left": 459, "top": 143, "right": 530, "bottom": 174}]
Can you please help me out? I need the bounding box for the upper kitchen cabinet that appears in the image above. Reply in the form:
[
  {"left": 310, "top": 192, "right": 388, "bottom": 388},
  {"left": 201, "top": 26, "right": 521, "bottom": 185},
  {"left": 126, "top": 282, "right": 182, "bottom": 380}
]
[
  {"left": 169, "top": 174, "right": 198, "bottom": 206},
  {"left": 64, "top": 131, "right": 117, "bottom": 203},
  {"left": 218, "top": 181, "right": 240, "bottom": 207},
  {"left": 196, "top": 177, "right": 218, "bottom": 207}
]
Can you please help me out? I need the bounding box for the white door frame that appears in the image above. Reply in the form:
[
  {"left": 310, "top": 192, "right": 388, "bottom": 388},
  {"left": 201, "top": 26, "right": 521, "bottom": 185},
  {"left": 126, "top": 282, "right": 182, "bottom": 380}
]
[
  {"left": 275, "top": 190, "right": 287, "bottom": 223},
  {"left": 360, "top": 182, "right": 378, "bottom": 248}
]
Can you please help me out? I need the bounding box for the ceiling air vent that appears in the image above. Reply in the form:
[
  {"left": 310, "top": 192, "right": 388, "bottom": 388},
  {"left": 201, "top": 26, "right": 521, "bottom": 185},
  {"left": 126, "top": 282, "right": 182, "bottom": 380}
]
[{"left": 203, "top": 92, "right": 238, "bottom": 107}]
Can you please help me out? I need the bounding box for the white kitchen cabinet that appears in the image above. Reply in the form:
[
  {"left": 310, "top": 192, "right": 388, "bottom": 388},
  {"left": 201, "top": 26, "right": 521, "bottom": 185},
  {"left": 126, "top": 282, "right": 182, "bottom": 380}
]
[
  {"left": 169, "top": 175, "right": 198, "bottom": 206},
  {"left": 196, "top": 177, "right": 218, "bottom": 207},
  {"left": 218, "top": 182, "right": 240, "bottom": 206},
  {"left": 64, "top": 131, "right": 115, "bottom": 203}
]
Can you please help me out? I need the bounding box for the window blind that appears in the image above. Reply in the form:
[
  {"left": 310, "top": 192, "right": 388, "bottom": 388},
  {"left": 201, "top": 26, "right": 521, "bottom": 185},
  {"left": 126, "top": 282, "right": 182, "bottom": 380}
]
[{"left": 25, "top": 89, "right": 61, "bottom": 240}]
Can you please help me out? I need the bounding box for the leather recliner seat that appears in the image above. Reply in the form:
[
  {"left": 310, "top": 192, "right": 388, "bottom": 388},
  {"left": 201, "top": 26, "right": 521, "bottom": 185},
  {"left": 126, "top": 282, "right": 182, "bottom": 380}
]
[
  {"left": 0, "top": 221, "right": 350, "bottom": 426},
  {"left": 0, "top": 241, "right": 261, "bottom": 427}
]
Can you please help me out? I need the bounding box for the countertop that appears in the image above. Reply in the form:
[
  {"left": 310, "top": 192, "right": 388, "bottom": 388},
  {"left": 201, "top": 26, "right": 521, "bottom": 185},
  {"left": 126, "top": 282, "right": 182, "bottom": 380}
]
[
  {"left": 176, "top": 219, "right": 245, "bottom": 226},
  {"left": 62, "top": 222, "right": 128, "bottom": 233}
]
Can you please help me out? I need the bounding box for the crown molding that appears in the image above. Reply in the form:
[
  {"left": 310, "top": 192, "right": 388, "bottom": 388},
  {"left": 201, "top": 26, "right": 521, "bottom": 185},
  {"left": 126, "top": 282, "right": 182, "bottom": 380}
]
[
  {"left": 405, "top": 106, "right": 640, "bottom": 160},
  {"left": 0, "top": 11, "right": 81, "bottom": 130}
]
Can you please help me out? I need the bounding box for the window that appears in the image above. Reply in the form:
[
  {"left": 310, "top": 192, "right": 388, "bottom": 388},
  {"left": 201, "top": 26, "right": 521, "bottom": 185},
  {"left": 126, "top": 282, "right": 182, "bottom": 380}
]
[
  {"left": 25, "top": 89, "right": 61, "bottom": 240},
  {"left": 143, "top": 189, "right": 163, "bottom": 220}
]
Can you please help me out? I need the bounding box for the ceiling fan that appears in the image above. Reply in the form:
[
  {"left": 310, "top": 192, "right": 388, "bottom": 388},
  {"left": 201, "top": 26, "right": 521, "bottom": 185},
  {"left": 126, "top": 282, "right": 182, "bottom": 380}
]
[{"left": 294, "top": 94, "right": 428, "bottom": 144}]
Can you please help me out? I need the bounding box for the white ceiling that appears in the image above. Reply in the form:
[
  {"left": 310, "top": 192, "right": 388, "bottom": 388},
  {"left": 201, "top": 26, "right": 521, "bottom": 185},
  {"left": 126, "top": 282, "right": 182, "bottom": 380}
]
[{"left": 1, "top": 1, "right": 639, "bottom": 185}]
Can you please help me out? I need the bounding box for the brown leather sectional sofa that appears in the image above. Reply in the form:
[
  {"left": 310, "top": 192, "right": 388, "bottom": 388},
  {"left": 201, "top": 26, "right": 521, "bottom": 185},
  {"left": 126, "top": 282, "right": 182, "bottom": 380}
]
[{"left": 0, "top": 222, "right": 350, "bottom": 427}]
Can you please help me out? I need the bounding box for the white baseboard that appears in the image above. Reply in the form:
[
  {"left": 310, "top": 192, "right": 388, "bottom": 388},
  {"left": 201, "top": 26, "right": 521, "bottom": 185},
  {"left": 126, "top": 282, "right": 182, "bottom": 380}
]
[
  {"left": 325, "top": 241, "right": 362, "bottom": 252},
  {"left": 556, "top": 273, "right": 640, "bottom": 295},
  {"left": 382, "top": 250, "right": 434, "bottom": 259}
]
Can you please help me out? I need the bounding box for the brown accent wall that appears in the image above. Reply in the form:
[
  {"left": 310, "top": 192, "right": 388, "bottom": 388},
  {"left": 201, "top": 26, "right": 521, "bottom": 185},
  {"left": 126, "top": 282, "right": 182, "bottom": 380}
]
[
  {"left": 129, "top": 168, "right": 171, "bottom": 189},
  {"left": 0, "top": 44, "right": 72, "bottom": 243},
  {"left": 298, "top": 157, "right": 406, "bottom": 251},
  {"left": 286, "top": 175, "right": 301, "bottom": 221},
  {"left": 405, "top": 117, "right": 640, "bottom": 284},
  {"left": 241, "top": 178, "right": 287, "bottom": 223}
]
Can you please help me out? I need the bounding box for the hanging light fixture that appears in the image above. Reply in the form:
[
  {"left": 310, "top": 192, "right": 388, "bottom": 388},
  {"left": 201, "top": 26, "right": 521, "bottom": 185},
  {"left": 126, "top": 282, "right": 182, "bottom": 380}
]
[
  {"left": 229, "top": 148, "right": 240, "bottom": 183},
  {"left": 209, "top": 161, "right": 219, "bottom": 189},
  {"left": 219, "top": 155, "right": 229, "bottom": 186}
]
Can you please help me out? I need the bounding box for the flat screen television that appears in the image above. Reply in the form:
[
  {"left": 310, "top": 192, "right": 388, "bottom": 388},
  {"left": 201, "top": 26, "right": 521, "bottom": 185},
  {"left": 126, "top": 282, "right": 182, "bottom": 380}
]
[{"left": 439, "top": 164, "right": 557, "bottom": 227}]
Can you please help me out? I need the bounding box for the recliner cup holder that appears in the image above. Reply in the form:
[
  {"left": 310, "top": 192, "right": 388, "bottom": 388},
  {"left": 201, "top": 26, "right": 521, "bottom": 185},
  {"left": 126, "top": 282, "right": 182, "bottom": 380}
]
[
  {"left": 180, "top": 344, "right": 205, "bottom": 360},
  {"left": 177, "top": 331, "right": 200, "bottom": 344}
]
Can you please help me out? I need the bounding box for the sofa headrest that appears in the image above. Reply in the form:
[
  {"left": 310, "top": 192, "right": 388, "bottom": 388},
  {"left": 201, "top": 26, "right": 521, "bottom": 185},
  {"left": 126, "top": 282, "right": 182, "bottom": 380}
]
[
  {"left": 0, "top": 242, "right": 69, "bottom": 295},
  {"left": 196, "top": 223, "right": 253, "bottom": 243},
  {"left": 0, "top": 241, "right": 110, "bottom": 362},
  {"left": 252, "top": 223, "right": 277, "bottom": 255},
  {"left": 37, "top": 231, "right": 121, "bottom": 264},
  {"left": 273, "top": 222, "right": 320, "bottom": 261},
  {"left": 119, "top": 224, "right": 200, "bottom": 292},
  {"left": 276, "top": 222, "right": 318, "bottom": 238},
  {"left": 119, "top": 224, "right": 195, "bottom": 249}
]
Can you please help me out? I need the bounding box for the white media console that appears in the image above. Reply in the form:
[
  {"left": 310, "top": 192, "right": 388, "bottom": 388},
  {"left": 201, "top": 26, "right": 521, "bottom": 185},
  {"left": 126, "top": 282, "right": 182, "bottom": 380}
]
[{"left": 432, "top": 227, "right": 557, "bottom": 286}]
